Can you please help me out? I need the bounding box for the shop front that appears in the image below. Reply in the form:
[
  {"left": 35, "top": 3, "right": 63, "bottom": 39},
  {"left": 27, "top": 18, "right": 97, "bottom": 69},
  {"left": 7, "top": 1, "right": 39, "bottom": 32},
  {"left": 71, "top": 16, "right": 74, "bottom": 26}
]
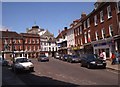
[{"left": 92, "top": 38, "right": 114, "bottom": 59}]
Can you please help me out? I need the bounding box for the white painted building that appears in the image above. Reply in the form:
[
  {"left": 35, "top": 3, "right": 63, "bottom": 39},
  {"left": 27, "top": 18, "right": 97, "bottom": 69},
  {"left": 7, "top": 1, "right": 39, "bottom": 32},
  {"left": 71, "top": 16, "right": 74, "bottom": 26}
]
[{"left": 67, "top": 28, "right": 75, "bottom": 55}]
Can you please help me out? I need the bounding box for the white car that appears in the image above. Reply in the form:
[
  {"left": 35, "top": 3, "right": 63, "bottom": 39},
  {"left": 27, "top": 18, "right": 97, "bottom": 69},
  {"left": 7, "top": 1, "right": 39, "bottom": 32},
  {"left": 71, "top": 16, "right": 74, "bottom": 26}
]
[{"left": 12, "top": 57, "right": 34, "bottom": 73}]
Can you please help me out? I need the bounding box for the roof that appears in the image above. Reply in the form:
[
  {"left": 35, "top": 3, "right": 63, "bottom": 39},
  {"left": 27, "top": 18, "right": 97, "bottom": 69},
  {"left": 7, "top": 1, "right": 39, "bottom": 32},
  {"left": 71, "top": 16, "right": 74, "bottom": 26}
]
[
  {"left": 0, "top": 31, "right": 22, "bottom": 38},
  {"left": 20, "top": 33, "right": 40, "bottom": 37}
]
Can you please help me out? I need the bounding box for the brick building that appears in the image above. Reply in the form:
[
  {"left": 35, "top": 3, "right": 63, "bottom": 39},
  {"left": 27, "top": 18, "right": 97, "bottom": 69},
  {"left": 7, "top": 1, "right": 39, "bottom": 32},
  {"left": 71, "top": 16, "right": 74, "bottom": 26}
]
[
  {"left": 73, "top": 2, "right": 120, "bottom": 59},
  {"left": 0, "top": 30, "right": 23, "bottom": 59},
  {"left": 20, "top": 33, "right": 40, "bottom": 58},
  {"left": 56, "top": 27, "right": 68, "bottom": 54}
]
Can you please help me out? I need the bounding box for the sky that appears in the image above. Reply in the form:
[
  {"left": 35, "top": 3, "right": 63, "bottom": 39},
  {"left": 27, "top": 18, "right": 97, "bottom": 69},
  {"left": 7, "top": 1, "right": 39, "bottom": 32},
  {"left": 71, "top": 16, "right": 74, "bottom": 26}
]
[{"left": 2, "top": 2, "right": 95, "bottom": 37}]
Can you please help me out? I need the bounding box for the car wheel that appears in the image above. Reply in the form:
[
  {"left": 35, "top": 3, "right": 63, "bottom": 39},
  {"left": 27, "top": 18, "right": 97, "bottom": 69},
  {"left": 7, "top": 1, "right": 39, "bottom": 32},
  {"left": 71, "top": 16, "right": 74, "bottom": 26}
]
[
  {"left": 102, "top": 66, "right": 106, "bottom": 69},
  {"left": 30, "top": 68, "right": 34, "bottom": 72},
  {"left": 13, "top": 68, "right": 18, "bottom": 73},
  {"left": 70, "top": 60, "right": 72, "bottom": 63},
  {"left": 80, "top": 63, "right": 83, "bottom": 67},
  {"left": 87, "top": 64, "right": 91, "bottom": 69}
]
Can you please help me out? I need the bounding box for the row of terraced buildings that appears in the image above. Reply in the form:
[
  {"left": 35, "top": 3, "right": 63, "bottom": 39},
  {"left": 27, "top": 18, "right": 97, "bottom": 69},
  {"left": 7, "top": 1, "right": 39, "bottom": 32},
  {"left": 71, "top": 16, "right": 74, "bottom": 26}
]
[{"left": 56, "top": 2, "right": 120, "bottom": 59}]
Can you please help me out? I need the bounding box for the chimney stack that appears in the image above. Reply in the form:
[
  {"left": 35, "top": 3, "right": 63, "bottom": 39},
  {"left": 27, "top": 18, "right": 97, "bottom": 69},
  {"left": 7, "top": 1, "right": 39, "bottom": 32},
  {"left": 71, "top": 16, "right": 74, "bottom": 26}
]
[
  {"left": 64, "top": 27, "right": 67, "bottom": 31},
  {"left": 81, "top": 12, "right": 86, "bottom": 19}
]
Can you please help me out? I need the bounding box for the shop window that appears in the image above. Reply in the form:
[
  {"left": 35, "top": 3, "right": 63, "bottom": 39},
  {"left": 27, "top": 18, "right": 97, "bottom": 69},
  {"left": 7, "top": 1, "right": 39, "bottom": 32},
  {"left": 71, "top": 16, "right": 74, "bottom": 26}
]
[{"left": 106, "top": 48, "right": 109, "bottom": 57}]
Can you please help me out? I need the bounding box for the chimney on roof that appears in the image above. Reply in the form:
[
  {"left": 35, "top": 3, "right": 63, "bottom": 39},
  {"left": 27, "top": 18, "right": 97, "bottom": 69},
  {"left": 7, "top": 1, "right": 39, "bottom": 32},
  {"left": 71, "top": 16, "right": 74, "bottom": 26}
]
[
  {"left": 6, "top": 29, "right": 8, "bottom": 31},
  {"left": 64, "top": 27, "right": 67, "bottom": 31},
  {"left": 81, "top": 12, "right": 86, "bottom": 19}
]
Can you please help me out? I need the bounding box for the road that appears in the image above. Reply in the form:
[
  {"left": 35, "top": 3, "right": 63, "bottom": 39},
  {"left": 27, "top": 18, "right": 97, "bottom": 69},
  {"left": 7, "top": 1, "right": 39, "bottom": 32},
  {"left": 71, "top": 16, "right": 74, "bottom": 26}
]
[{"left": 2, "top": 57, "right": 119, "bottom": 86}]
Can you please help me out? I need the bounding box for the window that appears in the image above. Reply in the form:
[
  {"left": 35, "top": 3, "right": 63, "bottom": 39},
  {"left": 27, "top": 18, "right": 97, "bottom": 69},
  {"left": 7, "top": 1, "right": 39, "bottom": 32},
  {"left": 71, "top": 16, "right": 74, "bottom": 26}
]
[
  {"left": 117, "top": 1, "right": 120, "bottom": 13},
  {"left": 109, "top": 24, "right": 114, "bottom": 37},
  {"left": 84, "top": 32, "right": 87, "bottom": 43},
  {"left": 95, "top": 31, "right": 99, "bottom": 40},
  {"left": 77, "top": 28, "right": 79, "bottom": 35},
  {"left": 101, "top": 28, "right": 106, "bottom": 39},
  {"left": 37, "top": 39, "right": 39, "bottom": 44},
  {"left": 28, "top": 39, "right": 30, "bottom": 44},
  {"left": 80, "top": 38, "right": 83, "bottom": 45},
  {"left": 80, "top": 26, "right": 82, "bottom": 34},
  {"left": 88, "top": 30, "right": 91, "bottom": 42},
  {"left": 25, "top": 39, "right": 27, "bottom": 43},
  {"left": 87, "top": 18, "right": 90, "bottom": 28},
  {"left": 94, "top": 15, "right": 98, "bottom": 26},
  {"left": 107, "top": 5, "right": 112, "bottom": 19},
  {"left": 84, "top": 21, "right": 86, "bottom": 29},
  {"left": 100, "top": 11, "right": 104, "bottom": 23}
]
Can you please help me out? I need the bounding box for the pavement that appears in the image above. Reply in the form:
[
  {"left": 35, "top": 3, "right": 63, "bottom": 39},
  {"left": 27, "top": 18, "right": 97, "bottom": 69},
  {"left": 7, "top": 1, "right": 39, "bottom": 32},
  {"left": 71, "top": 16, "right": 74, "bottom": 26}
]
[{"left": 106, "top": 60, "right": 120, "bottom": 71}]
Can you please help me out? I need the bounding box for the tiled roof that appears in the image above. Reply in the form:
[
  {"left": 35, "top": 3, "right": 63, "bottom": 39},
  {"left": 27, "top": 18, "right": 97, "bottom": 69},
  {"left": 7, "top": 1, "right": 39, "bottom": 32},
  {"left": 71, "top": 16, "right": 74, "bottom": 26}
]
[
  {"left": 0, "top": 31, "right": 21, "bottom": 38},
  {"left": 20, "top": 33, "right": 40, "bottom": 37}
]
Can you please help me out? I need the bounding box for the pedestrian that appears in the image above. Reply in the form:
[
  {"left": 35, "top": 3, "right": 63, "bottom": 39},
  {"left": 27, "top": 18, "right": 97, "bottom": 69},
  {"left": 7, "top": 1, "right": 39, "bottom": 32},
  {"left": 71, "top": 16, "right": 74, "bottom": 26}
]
[
  {"left": 111, "top": 52, "right": 116, "bottom": 65},
  {"left": 99, "top": 50, "right": 106, "bottom": 61},
  {"left": 100, "top": 50, "right": 104, "bottom": 59},
  {"left": 118, "top": 50, "right": 120, "bottom": 64},
  {"left": 114, "top": 50, "right": 120, "bottom": 64}
]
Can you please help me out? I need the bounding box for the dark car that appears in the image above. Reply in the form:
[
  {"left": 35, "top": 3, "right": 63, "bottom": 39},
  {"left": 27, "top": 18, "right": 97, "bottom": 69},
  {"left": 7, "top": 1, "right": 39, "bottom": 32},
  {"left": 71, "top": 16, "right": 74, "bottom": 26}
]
[
  {"left": 67, "top": 55, "right": 80, "bottom": 63},
  {"left": 0, "top": 56, "right": 9, "bottom": 66},
  {"left": 38, "top": 55, "right": 49, "bottom": 62},
  {"left": 80, "top": 54, "right": 106, "bottom": 69},
  {"left": 60, "top": 54, "right": 71, "bottom": 61}
]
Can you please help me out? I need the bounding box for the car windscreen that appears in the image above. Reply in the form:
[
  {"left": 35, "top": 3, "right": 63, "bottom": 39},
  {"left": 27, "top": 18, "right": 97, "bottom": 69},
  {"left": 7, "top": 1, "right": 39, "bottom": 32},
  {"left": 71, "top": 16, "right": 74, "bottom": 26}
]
[
  {"left": 16, "top": 58, "right": 28, "bottom": 63},
  {"left": 40, "top": 55, "right": 46, "bottom": 57},
  {"left": 71, "top": 55, "right": 78, "bottom": 58},
  {"left": 87, "top": 54, "right": 98, "bottom": 60}
]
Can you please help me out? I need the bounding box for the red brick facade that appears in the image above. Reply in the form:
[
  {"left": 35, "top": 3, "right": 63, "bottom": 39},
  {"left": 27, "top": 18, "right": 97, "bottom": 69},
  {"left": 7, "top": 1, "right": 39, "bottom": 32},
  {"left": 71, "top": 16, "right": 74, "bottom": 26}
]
[{"left": 0, "top": 30, "right": 40, "bottom": 59}]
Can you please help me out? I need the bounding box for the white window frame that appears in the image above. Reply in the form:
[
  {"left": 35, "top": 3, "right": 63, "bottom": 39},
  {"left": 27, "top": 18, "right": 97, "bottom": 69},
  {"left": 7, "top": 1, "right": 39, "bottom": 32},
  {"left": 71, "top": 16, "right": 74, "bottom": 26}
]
[
  {"left": 78, "top": 28, "right": 79, "bottom": 35},
  {"left": 87, "top": 18, "right": 90, "bottom": 28},
  {"left": 109, "top": 24, "right": 113, "bottom": 37},
  {"left": 84, "top": 21, "right": 86, "bottom": 29},
  {"left": 95, "top": 31, "right": 98, "bottom": 40},
  {"left": 84, "top": 32, "right": 87, "bottom": 43},
  {"left": 101, "top": 28, "right": 105, "bottom": 39},
  {"left": 80, "top": 38, "right": 83, "bottom": 45},
  {"left": 80, "top": 26, "right": 82, "bottom": 34},
  {"left": 117, "top": 1, "right": 120, "bottom": 13},
  {"left": 94, "top": 15, "right": 98, "bottom": 26},
  {"left": 100, "top": 10, "right": 104, "bottom": 23},
  {"left": 107, "top": 5, "right": 112, "bottom": 19},
  {"left": 88, "top": 30, "right": 91, "bottom": 42}
]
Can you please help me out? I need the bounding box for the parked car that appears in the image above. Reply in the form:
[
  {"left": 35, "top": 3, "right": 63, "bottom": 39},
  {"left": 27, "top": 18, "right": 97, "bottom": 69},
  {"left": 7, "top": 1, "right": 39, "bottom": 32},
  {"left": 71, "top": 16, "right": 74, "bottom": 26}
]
[
  {"left": 67, "top": 55, "right": 81, "bottom": 63},
  {"left": 12, "top": 57, "right": 34, "bottom": 73},
  {"left": 0, "top": 56, "right": 9, "bottom": 66},
  {"left": 38, "top": 55, "right": 49, "bottom": 62},
  {"left": 80, "top": 54, "right": 106, "bottom": 69},
  {"left": 54, "top": 53, "right": 61, "bottom": 59},
  {"left": 60, "top": 54, "right": 71, "bottom": 61}
]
